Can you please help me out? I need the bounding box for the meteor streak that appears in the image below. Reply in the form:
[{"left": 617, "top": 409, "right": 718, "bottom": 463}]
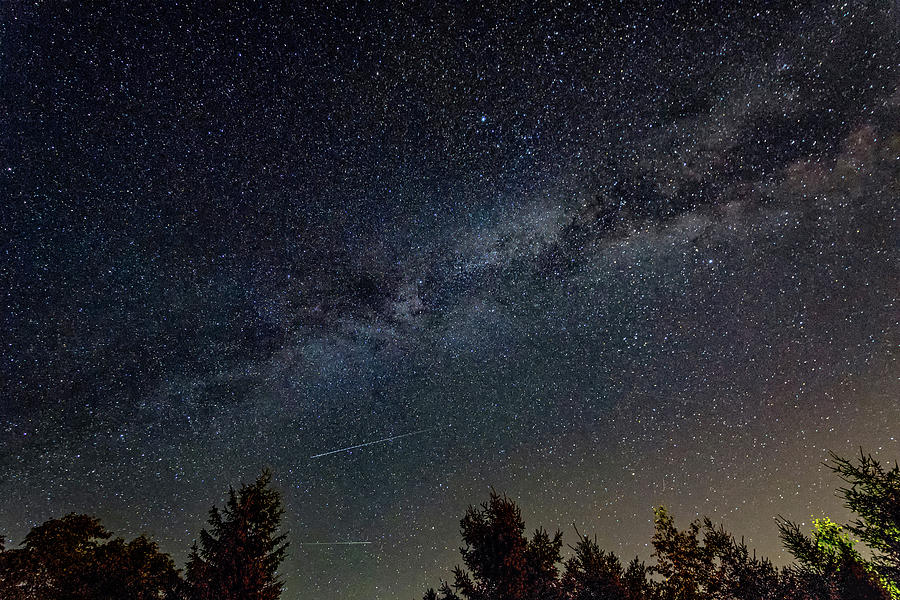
[
  {"left": 297, "top": 541, "right": 372, "bottom": 546},
  {"left": 310, "top": 428, "right": 431, "bottom": 459}
]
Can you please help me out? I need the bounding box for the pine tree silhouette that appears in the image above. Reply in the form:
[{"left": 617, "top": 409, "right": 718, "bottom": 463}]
[
  {"left": 424, "top": 490, "right": 563, "bottom": 600},
  {"left": 186, "top": 469, "right": 289, "bottom": 600},
  {"left": 829, "top": 450, "right": 900, "bottom": 586}
]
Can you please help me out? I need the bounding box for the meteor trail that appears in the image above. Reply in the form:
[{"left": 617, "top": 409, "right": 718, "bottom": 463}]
[
  {"left": 310, "top": 428, "right": 431, "bottom": 459},
  {"left": 297, "top": 541, "right": 372, "bottom": 546}
]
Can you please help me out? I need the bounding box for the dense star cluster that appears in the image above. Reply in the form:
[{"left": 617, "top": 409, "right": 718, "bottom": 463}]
[{"left": 2, "top": 2, "right": 898, "bottom": 599}]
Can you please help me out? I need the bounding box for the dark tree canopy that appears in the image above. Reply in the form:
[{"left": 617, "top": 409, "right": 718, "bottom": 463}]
[
  {"left": 422, "top": 452, "right": 900, "bottom": 600},
  {"left": 830, "top": 451, "right": 900, "bottom": 585},
  {"left": 562, "top": 530, "right": 636, "bottom": 600},
  {"left": 186, "top": 468, "right": 289, "bottom": 600},
  {"left": 651, "top": 507, "right": 806, "bottom": 600},
  {"left": 0, "top": 513, "right": 181, "bottom": 600},
  {"left": 778, "top": 516, "right": 893, "bottom": 600},
  {"left": 651, "top": 507, "right": 724, "bottom": 600},
  {"left": 424, "top": 490, "right": 564, "bottom": 600},
  {"left": 1, "top": 451, "right": 898, "bottom": 600},
  {"left": 777, "top": 450, "right": 900, "bottom": 600}
]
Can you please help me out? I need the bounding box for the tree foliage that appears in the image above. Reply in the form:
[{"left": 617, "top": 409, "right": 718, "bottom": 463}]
[
  {"left": 562, "top": 530, "right": 644, "bottom": 600},
  {"left": 424, "top": 490, "right": 564, "bottom": 600},
  {"left": 0, "top": 513, "right": 181, "bottom": 600},
  {"left": 776, "top": 449, "right": 900, "bottom": 599},
  {"left": 651, "top": 507, "right": 726, "bottom": 600},
  {"left": 422, "top": 449, "right": 900, "bottom": 600},
  {"left": 778, "top": 517, "right": 893, "bottom": 600},
  {"left": 651, "top": 507, "right": 807, "bottom": 600},
  {"left": 1, "top": 449, "right": 898, "bottom": 600},
  {"left": 829, "top": 451, "right": 900, "bottom": 586},
  {"left": 186, "top": 468, "right": 289, "bottom": 600}
]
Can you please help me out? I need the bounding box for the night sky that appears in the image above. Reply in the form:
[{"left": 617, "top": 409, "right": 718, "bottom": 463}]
[{"left": 2, "top": 1, "right": 899, "bottom": 599}]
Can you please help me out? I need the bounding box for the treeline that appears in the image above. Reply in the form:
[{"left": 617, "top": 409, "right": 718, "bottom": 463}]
[
  {"left": 0, "top": 470, "right": 287, "bottom": 600},
  {"left": 0, "top": 452, "right": 897, "bottom": 600},
  {"left": 423, "top": 451, "right": 900, "bottom": 600}
]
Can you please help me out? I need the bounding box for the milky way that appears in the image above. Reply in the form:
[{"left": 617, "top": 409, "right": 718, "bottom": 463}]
[{"left": 2, "top": 2, "right": 898, "bottom": 599}]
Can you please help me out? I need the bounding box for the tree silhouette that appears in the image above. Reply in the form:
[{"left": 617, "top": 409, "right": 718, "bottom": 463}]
[
  {"left": 829, "top": 451, "right": 900, "bottom": 586},
  {"left": 561, "top": 530, "right": 634, "bottom": 600},
  {"left": 94, "top": 535, "right": 185, "bottom": 600},
  {"left": 708, "top": 526, "right": 802, "bottom": 600},
  {"left": 186, "top": 469, "right": 289, "bottom": 600},
  {"left": 651, "top": 507, "right": 726, "bottom": 600},
  {"left": 776, "top": 450, "right": 900, "bottom": 600},
  {"left": 423, "top": 490, "right": 564, "bottom": 600},
  {"left": 778, "top": 517, "right": 892, "bottom": 600},
  {"left": 651, "top": 507, "right": 813, "bottom": 600},
  {"left": 622, "top": 557, "right": 655, "bottom": 600},
  {"left": 0, "top": 513, "right": 181, "bottom": 600},
  {"left": 422, "top": 497, "right": 816, "bottom": 600}
]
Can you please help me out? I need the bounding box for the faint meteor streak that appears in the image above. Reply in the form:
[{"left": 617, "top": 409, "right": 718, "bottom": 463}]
[
  {"left": 310, "top": 428, "right": 431, "bottom": 459},
  {"left": 297, "top": 541, "right": 372, "bottom": 546}
]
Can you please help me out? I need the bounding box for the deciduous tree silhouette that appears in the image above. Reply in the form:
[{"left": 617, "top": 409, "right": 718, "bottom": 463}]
[
  {"left": 186, "top": 469, "right": 289, "bottom": 600},
  {"left": 94, "top": 535, "right": 185, "bottom": 600},
  {"left": 0, "top": 513, "right": 181, "bottom": 600}
]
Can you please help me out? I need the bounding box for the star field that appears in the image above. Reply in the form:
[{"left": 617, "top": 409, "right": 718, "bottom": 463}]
[{"left": 1, "top": 2, "right": 898, "bottom": 599}]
